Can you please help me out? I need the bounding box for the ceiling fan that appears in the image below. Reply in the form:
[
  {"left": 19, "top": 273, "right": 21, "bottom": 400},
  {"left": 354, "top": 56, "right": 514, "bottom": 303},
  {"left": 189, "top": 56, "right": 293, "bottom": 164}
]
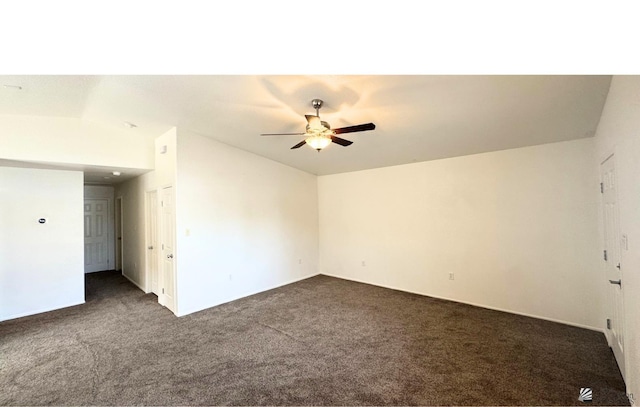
[{"left": 260, "top": 99, "right": 376, "bottom": 151}]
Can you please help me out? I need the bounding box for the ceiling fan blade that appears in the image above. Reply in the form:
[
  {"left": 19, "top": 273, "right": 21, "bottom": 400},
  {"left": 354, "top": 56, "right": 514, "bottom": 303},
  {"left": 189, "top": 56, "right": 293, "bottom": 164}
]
[
  {"left": 260, "top": 133, "right": 305, "bottom": 136},
  {"left": 333, "top": 123, "right": 376, "bottom": 135},
  {"left": 290, "top": 140, "right": 306, "bottom": 149},
  {"left": 331, "top": 135, "right": 353, "bottom": 146},
  {"left": 305, "top": 115, "right": 322, "bottom": 129}
]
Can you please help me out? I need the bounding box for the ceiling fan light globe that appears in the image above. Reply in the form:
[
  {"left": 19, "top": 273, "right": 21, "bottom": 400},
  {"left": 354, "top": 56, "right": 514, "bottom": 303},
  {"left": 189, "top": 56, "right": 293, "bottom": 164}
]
[{"left": 305, "top": 135, "right": 332, "bottom": 151}]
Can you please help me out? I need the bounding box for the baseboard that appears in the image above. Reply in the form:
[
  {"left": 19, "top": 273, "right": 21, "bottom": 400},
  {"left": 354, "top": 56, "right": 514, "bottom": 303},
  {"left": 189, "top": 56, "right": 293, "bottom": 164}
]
[
  {"left": 320, "top": 273, "right": 604, "bottom": 333},
  {"left": 0, "top": 300, "right": 85, "bottom": 322},
  {"left": 122, "top": 272, "right": 148, "bottom": 293},
  {"left": 85, "top": 269, "right": 111, "bottom": 274},
  {"left": 234, "top": 272, "right": 321, "bottom": 301},
  {"left": 176, "top": 272, "right": 321, "bottom": 317}
]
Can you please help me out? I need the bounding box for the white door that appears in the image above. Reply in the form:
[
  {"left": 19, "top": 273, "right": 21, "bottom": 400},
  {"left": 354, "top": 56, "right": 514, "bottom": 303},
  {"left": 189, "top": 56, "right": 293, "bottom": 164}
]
[
  {"left": 160, "top": 186, "right": 176, "bottom": 312},
  {"left": 146, "top": 190, "right": 160, "bottom": 295},
  {"left": 601, "top": 154, "right": 625, "bottom": 380},
  {"left": 84, "top": 199, "right": 110, "bottom": 273}
]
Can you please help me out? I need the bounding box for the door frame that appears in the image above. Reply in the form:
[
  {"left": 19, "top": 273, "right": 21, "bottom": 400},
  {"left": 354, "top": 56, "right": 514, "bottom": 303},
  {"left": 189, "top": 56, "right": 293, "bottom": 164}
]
[
  {"left": 115, "top": 196, "right": 123, "bottom": 272},
  {"left": 83, "top": 198, "right": 111, "bottom": 273},
  {"left": 145, "top": 189, "right": 159, "bottom": 295}
]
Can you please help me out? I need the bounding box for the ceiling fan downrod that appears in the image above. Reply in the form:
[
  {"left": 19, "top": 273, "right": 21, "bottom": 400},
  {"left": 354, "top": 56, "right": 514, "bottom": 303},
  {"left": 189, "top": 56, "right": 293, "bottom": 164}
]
[{"left": 311, "top": 98, "right": 323, "bottom": 117}]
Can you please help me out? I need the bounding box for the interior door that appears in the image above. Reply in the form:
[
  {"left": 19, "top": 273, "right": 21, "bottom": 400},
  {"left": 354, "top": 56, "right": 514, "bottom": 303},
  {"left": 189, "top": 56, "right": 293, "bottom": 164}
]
[
  {"left": 161, "top": 186, "right": 176, "bottom": 312},
  {"left": 601, "top": 154, "right": 625, "bottom": 380},
  {"left": 146, "top": 190, "right": 159, "bottom": 295},
  {"left": 84, "top": 199, "right": 110, "bottom": 273}
]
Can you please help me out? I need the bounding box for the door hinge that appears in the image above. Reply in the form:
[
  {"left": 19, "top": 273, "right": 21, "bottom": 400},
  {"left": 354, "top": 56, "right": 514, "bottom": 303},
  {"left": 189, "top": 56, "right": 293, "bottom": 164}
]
[
  {"left": 162, "top": 288, "right": 165, "bottom": 294},
  {"left": 606, "top": 318, "right": 611, "bottom": 330},
  {"left": 161, "top": 201, "right": 164, "bottom": 207},
  {"left": 604, "top": 250, "right": 608, "bottom": 261},
  {"left": 600, "top": 182, "right": 604, "bottom": 193}
]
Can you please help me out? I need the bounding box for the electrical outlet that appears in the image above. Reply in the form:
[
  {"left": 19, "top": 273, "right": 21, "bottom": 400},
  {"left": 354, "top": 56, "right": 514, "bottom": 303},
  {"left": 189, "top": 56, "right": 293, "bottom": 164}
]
[
  {"left": 449, "top": 273, "right": 455, "bottom": 280},
  {"left": 361, "top": 260, "right": 366, "bottom": 267},
  {"left": 228, "top": 274, "right": 232, "bottom": 281},
  {"left": 298, "top": 259, "right": 302, "bottom": 264}
]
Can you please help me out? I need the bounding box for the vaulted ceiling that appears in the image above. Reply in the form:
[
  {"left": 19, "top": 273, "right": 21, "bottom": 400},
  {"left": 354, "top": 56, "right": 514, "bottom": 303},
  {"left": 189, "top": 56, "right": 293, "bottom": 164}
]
[{"left": 0, "top": 75, "right": 612, "bottom": 176}]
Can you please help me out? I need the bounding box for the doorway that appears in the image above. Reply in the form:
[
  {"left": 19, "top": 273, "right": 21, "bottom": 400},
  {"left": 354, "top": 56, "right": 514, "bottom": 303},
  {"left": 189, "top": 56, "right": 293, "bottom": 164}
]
[
  {"left": 601, "top": 154, "right": 625, "bottom": 381},
  {"left": 84, "top": 198, "right": 110, "bottom": 273}
]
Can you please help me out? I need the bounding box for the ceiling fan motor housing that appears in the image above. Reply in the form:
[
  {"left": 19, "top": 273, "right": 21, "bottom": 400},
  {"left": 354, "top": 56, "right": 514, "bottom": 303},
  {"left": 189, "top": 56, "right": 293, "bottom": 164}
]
[{"left": 306, "top": 121, "right": 331, "bottom": 133}]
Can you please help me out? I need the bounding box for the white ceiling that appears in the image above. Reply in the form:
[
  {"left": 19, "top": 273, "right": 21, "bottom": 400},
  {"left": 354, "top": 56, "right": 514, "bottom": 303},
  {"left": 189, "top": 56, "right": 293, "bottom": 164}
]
[
  {"left": 0, "top": 75, "right": 612, "bottom": 176},
  {"left": 0, "top": 158, "right": 149, "bottom": 185}
]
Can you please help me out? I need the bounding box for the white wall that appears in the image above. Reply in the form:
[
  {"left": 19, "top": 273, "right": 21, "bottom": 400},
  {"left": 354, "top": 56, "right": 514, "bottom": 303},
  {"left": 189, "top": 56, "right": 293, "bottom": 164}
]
[
  {"left": 593, "top": 76, "right": 640, "bottom": 403},
  {"left": 319, "top": 138, "right": 601, "bottom": 330},
  {"left": 0, "top": 115, "right": 155, "bottom": 169},
  {"left": 114, "top": 172, "right": 156, "bottom": 291},
  {"left": 83, "top": 185, "right": 115, "bottom": 272},
  {"left": 173, "top": 130, "right": 319, "bottom": 316},
  {"left": 0, "top": 167, "right": 84, "bottom": 321},
  {"left": 155, "top": 127, "right": 177, "bottom": 188}
]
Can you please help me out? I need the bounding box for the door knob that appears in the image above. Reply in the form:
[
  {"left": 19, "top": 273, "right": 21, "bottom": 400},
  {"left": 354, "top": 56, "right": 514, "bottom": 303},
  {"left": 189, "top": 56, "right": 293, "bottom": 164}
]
[
  {"left": 167, "top": 254, "right": 174, "bottom": 259},
  {"left": 609, "top": 279, "right": 622, "bottom": 287}
]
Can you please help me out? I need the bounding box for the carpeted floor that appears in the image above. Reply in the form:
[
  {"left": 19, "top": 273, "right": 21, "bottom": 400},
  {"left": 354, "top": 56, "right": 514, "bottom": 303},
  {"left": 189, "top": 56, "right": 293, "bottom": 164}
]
[{"left": 0, "top": 271, "right": 629, "bottom": 406}]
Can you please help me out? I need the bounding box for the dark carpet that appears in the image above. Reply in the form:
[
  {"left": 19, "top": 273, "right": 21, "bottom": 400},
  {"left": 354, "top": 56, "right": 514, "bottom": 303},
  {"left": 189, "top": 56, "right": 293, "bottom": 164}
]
[{"left": 0, "top": 271, "right": 629, "bottom": 406}]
